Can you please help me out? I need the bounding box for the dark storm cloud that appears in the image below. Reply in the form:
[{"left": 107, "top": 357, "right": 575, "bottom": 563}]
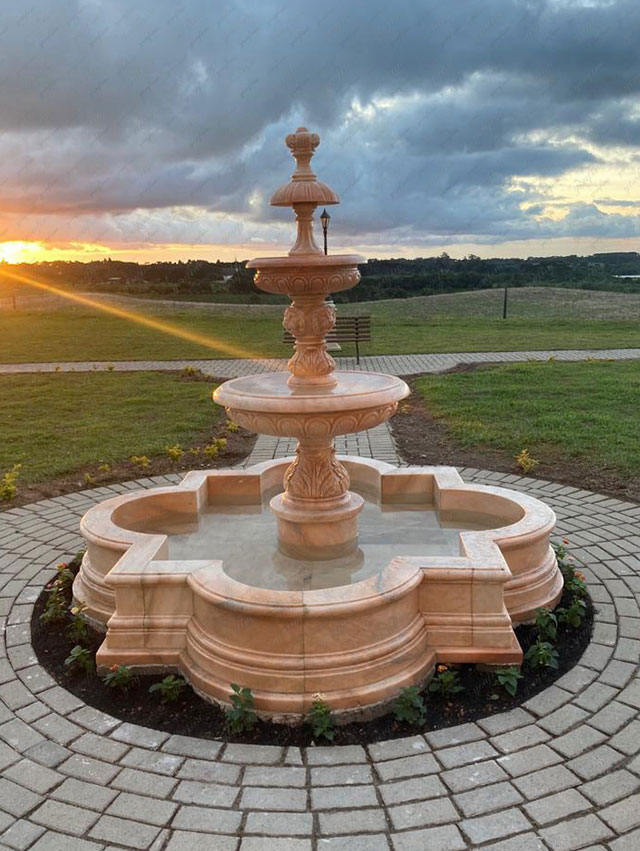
[{"left": 1, "top": 0, "right": 639, "bottom": 246}]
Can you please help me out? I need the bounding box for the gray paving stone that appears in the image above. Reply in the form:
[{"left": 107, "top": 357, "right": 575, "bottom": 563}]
[
  {"left": 305, "top": 745, "right": 366, "bottom": 765},
  {"left": 610, "top": 828, "right": 640, "bottom": 851},
  {"left": 106, "top": 792, "right": 178, "bottom": 826},
  {"left": 436, "top": 739, "right": 499, "bottom": 768},
  {"left": 243, "top": 765, "right": 305, "bottom": 787},
  {"left": 239, "top": 786, "right": 307, "bottom": 811},
  {"left": 51, "top": 777, "right": 119, "bottom": 811},
  {"left": 581, "top": 769, "right": 640, "bottom": 806},
  {"left": 491, "top": 724, "right": 550, "bottom": 753},
  {"left": 316, "top": 837, "right": 390, "bottom": 851},
  {"left": 388, "top": 797, "right": 458, "bottom": 830},
  {"left": 223, "top": 743, "right": 283, "bottom": 764},
  {"left": 453, "top": 780, "right": 524, "bottom": 817},
  {"left": 424, "top": 723, "right": 484, "bottom": 749},
  {"left": 72, "top": 731, "right": 130, "bottom": 762},
  {"left": 600, "top": 792, "right": 640, "bottom": 832},
  {"left": 310, "top": 764, "right": 373, "bottom": 786},
  {"left": 59, "top": 753, "right": 120, "bottom": 784},
  {"left": 524, "top": 788, "right": 591, "bottom": 826},
  {"left": 172, "top": 779, "right": 238, "bottom": 808},
  {"left": 567, "top": 744, "right": 625, "bottom": 780},
  {"left": 442, "top": 759, "right": 509, "bottom": 792},
  {"left": 539, "top": 814, "right": 614, "bottom": 851},
  {"left": 120, "top": 747, "right": 184, "bottom": 776},
  {"left": 513, "top": 764, "right": 580, "bottom": 800},
  {"left": 240, "top": 840, "right": 312, "bottom": 851},
  {"left": 538, "top": 704, "right": 590, "bottom": 735},
  {"left": 3, "top": 758, "right": 62, "bottom": 794},
  {"left": 29, "top": 833, "right": 104, "bottom": 851},
  {"left": 171, "top": 804, "right": 242, "bottom": 834},
  {"left": 311, "top": 784, "right": 378, "bottom": 809},
  {"left": 498, "top": 744, "right": 562, "bottom": 777},
  {"left": 474, "top": 836, "right": 548, "bottom": 851},
  {"left": 165, "top": 832, "right": 237, "bottom": 851},
  {"left": 374, "top": 754, "right": 438, "bottom": 782},
  {"left": 460, "top": 807, "right": 532, "bottom": 844},
  {"left": 0, "top": 777, "right": 43, "bottom": 817},
  {"left": 390, "top": 824, "right": 466, "bottom": 851},
  {"left": 0, "top": 819, "right": 45, "bottom": 851},
  {"left": 367, "top": 736, "right": 428, "bottom": 762},
  {"left": 31, "top": 800, "right": 100, "bottom": 835},
  {"left": 246, "top": 811, "right": 313, "bottom": 835},
  {"left": 110, "top": 723, "right": 169, "bottom": 749},
  {"left": 23, "top": 739, "right": 70, "bottom": 768},
  {"left": 89, "top": 814, "right": 161, "bottom": 849},
  {"left": 478, "top": 708, "right": 537, "bottom": 736},
  {"left": 588, "top": 700, "right": 637, "bottom": 734}
]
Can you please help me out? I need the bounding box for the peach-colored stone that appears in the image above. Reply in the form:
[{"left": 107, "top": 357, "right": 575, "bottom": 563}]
[{"left": 75, "top": 127, "right": 562, "bottom": 716}]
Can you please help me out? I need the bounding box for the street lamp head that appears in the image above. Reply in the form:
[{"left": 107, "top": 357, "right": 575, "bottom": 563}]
[{"left": 320, "top": 208, "right": 331, "bottom": 232}]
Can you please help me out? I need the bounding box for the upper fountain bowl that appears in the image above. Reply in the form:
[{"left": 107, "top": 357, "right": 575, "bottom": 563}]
[{"left": 247, "top": 254, "right": 366, "bottom": 296}]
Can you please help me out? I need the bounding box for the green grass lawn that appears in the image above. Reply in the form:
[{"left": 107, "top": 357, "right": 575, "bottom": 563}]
[
  {"left": 1, "top": 306, "right": 640, "bottom": 363},
  {"left": 0, "top": 372, "right": 221, "bottom": 483},
  {"left": 414, "top": 361, "right": 640, "bottom": 478}
]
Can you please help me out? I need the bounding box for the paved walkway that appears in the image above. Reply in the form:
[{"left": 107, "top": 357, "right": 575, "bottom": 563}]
[
  {"left": 1, "top": 465, "right": 639, "bottom": 850},
  {"left": 1, "top": 347, "right": 640, "bottom": 377}
]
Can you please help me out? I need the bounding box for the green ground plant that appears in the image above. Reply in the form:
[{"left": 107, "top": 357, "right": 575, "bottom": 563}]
[
  {"left": 226, "top": 684, "right": 258, "bottom": 733},
  {"left": 392, "top": 685, "right": 427, "bottom": 725},
  {"left": 148, "top": 675, "right": 187, "bottom": 703},
  {"left": 308, "top": 696, "right": 334, "bottom": 742}
]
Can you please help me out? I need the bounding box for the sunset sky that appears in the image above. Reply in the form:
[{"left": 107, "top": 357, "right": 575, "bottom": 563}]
[{"left": 1, "top": 0, "right": 640, "bottom": 264}]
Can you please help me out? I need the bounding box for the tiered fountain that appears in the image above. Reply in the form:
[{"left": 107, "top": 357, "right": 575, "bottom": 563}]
[{"left": 74, "top": 128, "right": 563, "bottom": 717}]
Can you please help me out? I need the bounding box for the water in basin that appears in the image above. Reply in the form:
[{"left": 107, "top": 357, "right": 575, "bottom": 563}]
[{"left": 142, "top": 491, "right": 502, "bottom": 592}]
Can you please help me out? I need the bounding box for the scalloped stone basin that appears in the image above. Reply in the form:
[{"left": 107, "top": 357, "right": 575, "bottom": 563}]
[{"left": 74, "top": 459, "right": 562, "bottom": 716}]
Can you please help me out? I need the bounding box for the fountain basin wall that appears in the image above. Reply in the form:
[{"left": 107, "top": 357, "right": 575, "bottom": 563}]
[{"left": 74, "top": 459, "right": 562, "bottom": 715}]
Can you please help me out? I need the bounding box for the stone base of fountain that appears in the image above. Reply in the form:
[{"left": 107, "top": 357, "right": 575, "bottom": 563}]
[{"left": 74, "top": 458, "right": 562, "bottom": 716}]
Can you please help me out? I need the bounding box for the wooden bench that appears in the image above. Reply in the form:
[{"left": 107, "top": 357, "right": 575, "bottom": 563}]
[{"left": 283, "top": 315, "right": 371, "bottom": 364}]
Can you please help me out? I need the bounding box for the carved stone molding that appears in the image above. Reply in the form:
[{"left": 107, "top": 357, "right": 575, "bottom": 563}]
[
  {"left": 254, "top": 265, "right": 361, "bottom": 295},
  {"left": 283, "top": 444, "right": 350, "bottom": 503},
  {"left": 224, "top": 402, "right": 399, "bottom": 439}
]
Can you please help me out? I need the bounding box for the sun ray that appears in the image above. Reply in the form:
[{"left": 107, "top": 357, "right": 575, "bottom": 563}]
[{"left": 0, "top": 267, "right": 261, "bottom": 360}]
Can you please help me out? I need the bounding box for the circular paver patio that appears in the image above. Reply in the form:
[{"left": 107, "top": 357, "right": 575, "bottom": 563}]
[{"left": 1, "top": 469, "right": 639, "bottom": 851}]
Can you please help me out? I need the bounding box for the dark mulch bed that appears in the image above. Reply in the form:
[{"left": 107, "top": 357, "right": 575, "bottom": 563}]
[
  {"left": 32, "top": 555, "right": 594, "bottom": 746},
  {"left": 393, "top": 365, "right": 640, "bottom": 503},
  {"left": 10, "top": 371, "right": 256, "bottom": 509}
]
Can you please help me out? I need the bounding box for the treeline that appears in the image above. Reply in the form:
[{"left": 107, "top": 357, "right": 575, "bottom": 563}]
[{"left": 2, "top": 252, "right": 640, "bottom": 304}]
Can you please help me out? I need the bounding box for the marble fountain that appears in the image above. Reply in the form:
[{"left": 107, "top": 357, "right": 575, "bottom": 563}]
[{"left": 73, "top": 128, "right": 563, "bottom": 717}]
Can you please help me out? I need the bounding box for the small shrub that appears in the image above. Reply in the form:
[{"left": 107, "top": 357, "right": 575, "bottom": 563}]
[
  {"left": 215, "top": 437, "right": 227, "bottom": 450},
  {"left": 103, "top": 664, "right": 137, "bottom": 691},
  {"left": 190, "top": 447, "right": 201, "bottom": 456},
  {"left": 65, "top": 645, "right": 95, "bottom": 674},
  {"left": 226, "top": 421, "right": 239, "bottom": 432},
  {"left": 55, "top": 561, "right": 76, "bottom": 588},
  {"left": 535, "top": 608, "right": 558, "bottom": 642},
  {"left": 515, "top": 448, "right": 539, "bottom": 474},
  {"left": 226, "top": 683, "right": 258, "bottom": 733},
  {"left": 97, "top": 463, "right": 111, "bottom": 473},
  {"left": 203, "top": 444, "right": 219, "bottom": 460},
  {"left": 557, "top": 598, "right": 587, "bottom": 628},
  {"left": 428, "top": 665, "right": 464, "bottom": 697},
  {"left": 392, "top": 685, "right": 426, "bottom": 725},
  {"left": 565, "top": 571, "right": 587, "bottom": 598},
  {"left": 525, "top": 640, "right": 559, "bottom": 670},
  {"left": 494, "top": 666, "right": 523, "bottom": 697},
  {"left": 165, "top": 444, "right": 184, "bottom": 462},
  {"left": 130, "top": 455, "right": 150, "bottom": 469},
  {"left": 149, "top": 675, "right": 187, "bottom": 703},
  {"left": 181, "top": 365, "right": 201, "bottom": 378},
  {"left": 308, "top": 694, "right": 334, "bottom": 742},
  {"left": 84, "top": 473, "right": 95, "bottom": 485},
  {"left": 67, "top": 605, "right": 90, "bottom": 642},
  {"left": 40, "top": 584, "right": 67, "bottom": 623},
  {"left": 0, "top": 464, "right": 21, "bottom": 502}
]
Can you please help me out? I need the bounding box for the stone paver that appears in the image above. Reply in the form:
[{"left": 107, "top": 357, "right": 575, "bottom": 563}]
[{"left": 0, "top": 442, "right": 639, "bottom": 847}]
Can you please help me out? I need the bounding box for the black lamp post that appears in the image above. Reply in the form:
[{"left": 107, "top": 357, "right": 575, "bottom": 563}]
[{"left": 320, "top": 208, "right": 330, "bottom": 255}]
